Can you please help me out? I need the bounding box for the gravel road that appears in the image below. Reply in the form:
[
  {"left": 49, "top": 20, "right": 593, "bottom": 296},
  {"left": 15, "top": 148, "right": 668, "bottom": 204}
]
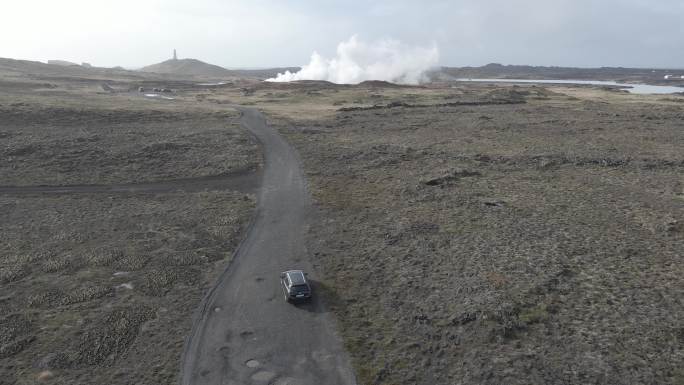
[{"left": 180, "top": 107, "right": 356, "bottom": 385}]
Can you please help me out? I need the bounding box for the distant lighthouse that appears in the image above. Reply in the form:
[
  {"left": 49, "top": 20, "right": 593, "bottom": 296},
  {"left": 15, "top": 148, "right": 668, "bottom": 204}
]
[{"left": 173, "top": 49, "right": 177, "bottom": 60}]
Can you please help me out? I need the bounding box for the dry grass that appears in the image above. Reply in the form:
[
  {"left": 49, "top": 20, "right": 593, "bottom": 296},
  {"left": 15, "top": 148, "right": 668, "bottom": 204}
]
[
  {"left": 0, "top": 104, "right": 256, "bottom": 186},
  {"left": 0, "top": 191, "right": 256, "bottom": 384},
  {"left": 0, "top": 68, "right": 259, "bottom": 384},
  {"left": 270, "top": 85, "right": 684, "bottom": 385},
  {"left": 3, "top": 61, "right": 683, "bottom": 385}
]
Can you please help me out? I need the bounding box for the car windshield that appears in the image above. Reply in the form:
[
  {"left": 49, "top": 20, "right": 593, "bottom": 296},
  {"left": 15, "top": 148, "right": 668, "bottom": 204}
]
[{"left": 292, "top": 284, "right": 309, "bottom": 292}]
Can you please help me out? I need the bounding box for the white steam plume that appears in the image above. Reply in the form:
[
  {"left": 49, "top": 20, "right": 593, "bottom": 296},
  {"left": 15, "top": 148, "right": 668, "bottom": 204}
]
[{"left": 267, "top": 36, "right": 439, "bottom": 85}]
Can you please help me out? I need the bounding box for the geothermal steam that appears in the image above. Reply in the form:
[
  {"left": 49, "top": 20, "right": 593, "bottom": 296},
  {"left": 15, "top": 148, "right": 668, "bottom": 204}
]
[{"left": 267, "top": 36, "right": 439, "bottom": 85}]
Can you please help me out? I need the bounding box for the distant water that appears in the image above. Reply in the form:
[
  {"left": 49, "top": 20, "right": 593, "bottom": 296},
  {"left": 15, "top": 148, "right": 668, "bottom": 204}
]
[
  {"left": 455, "top": 78, "right": 684, "bottom": 95},
  {"left": 144, "top": 93, "right": 175, "bottom": 100}
]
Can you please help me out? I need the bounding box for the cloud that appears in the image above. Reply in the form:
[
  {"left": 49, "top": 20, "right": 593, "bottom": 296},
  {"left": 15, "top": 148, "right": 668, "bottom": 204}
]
[{"left": 2, "top": 0, "right": 683, "bottom": 68}]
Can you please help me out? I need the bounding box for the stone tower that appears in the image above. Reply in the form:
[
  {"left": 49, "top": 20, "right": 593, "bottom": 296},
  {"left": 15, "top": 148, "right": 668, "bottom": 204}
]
[{"left": 173, "top": 49, "right": 177, "bottom": 60}]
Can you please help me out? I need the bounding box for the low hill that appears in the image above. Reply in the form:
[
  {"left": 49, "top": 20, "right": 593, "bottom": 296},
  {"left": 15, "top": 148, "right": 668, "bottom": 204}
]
[
  {"left": 141, "top": 58, "right": 300, "bottom": 79},
  {"left": 431, "top": 63, "right": 684, "bottom": 86},
  {"left": 47, "top": 60, "right": 80, "bottom": 67},
  {"left": 140, "top": 58, "right": 231, "bottom": 77},
  {"left": 0, "top": 57, "right": 137, "bottom": 80}
]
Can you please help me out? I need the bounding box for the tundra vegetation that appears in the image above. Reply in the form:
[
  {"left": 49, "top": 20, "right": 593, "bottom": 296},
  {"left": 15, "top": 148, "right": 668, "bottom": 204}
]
[
  {"left": 0, "top": 66, "right": 259, "bottom": 384},
  {"left": 255, "top": 82, "right": 684, "bottom": 385},
  {"left": 1, "top": 60, "right": 682, "bottom": 384}
]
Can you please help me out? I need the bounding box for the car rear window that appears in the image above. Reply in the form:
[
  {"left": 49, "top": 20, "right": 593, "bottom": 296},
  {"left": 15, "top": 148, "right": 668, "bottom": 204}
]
[{"left": 288, "top": 272, "right": 306, "bottom": 285}]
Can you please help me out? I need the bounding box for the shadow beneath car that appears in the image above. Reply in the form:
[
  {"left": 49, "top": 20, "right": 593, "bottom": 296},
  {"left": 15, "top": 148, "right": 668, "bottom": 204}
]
[{"left": 292, "top": 279, "right": 338, "bottom": 314}]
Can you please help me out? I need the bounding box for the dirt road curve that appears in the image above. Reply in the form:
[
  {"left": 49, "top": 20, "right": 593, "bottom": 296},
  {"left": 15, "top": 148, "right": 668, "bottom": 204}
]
[{"left": 180, "top": 108, "right": 356, "bottom": 385}]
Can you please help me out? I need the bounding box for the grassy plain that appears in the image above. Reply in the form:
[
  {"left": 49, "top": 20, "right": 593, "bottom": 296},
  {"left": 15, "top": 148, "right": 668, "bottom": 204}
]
[
  {"left": 0, "top": 65, "right": 259, "bottom": 384},
  {"left": 2, "top": 59, "right": 683, "bottom": 384},
  {"left": 256, "top": 82, "right": 683, "bottom": 385}
]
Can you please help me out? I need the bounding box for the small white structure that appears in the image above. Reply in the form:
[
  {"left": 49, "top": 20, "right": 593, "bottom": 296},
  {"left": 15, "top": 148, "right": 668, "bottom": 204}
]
[{"left": 664, "top": 75, "right": 672, "bottom": 79}]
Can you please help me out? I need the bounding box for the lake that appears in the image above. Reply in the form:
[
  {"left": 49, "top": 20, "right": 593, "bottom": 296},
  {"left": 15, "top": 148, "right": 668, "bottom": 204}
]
[{"left": 455, "top": 78, "right": 684, "bottom": 95}]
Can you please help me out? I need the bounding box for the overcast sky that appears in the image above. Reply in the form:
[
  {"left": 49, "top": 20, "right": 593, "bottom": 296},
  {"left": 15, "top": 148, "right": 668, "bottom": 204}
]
[{"left": 2, "top": 0, "right": 683, "bottom": 69}]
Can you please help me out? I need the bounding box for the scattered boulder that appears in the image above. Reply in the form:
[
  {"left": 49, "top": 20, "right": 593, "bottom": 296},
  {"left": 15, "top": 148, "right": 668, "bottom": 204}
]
[
  {"left": 422, "top": 168, "right": 481, "bottom": 186},
  {"left": 666, "top": 220, "right": 682, "bottom": 233},
  {"left": 37, "top": 370, "right": 54, "bottom": 381},
  {"left": 482, "top": 200, "right": 505, "bottom": 208},
  {"left": 35, "top": 352, "right": 70, "bottom": 370},
  {"left": 386, "top": 101, "right": 410, "bottom": 108}
]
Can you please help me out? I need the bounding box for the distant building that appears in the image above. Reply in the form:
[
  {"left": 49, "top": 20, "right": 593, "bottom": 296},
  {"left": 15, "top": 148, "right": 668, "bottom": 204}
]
[
  {"left": 81, "top": 62, "right": 92, "bottom": 68},
  {"left": 173, "top": 49, "right": 177, "bottom": 60}
]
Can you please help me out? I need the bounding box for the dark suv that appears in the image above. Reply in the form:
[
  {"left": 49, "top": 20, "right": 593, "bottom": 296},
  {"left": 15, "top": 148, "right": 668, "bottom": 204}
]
[{"left": 280, "top": 270, "right": 312, "bottom": 303}]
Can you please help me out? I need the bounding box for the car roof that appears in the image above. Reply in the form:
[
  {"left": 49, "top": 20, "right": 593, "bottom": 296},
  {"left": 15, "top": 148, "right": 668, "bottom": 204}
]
[{"left": 285, "top": 270, "right": 307, "bottom": 285}]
